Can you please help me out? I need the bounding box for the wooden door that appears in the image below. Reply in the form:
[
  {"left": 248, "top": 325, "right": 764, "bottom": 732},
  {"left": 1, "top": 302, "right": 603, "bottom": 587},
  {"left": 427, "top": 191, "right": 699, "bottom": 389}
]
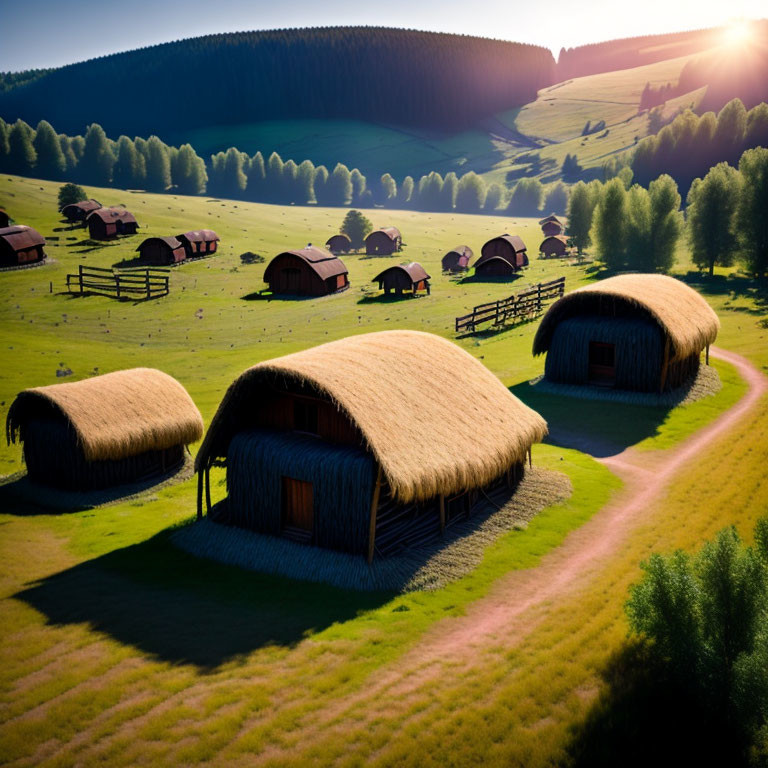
[
  {"left": 281, "top": 476, "right": 314, "bottom": 535},
  {"left": 588, "top": 342, "right": 616, "bottom": 385}
]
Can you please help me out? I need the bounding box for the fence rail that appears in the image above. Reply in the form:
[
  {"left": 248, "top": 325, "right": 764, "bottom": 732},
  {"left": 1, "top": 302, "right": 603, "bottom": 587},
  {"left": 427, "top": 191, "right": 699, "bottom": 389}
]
[
  {"left": 455, "top": 276, "right": 565, "bottom": 334},
  {"left": 65, "top": 264, "right": 170, "bottom": 300}
]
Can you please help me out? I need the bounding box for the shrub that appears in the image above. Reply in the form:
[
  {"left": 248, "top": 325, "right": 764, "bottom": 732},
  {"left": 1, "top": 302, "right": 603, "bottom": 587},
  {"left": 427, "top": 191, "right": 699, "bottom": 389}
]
[{"left": 58, "top": 182, "right": 87, "bottom": 209}]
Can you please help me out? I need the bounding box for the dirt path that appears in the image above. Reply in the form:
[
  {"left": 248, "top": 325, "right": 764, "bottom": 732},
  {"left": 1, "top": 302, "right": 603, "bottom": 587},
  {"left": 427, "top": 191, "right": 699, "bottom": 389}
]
[{"left": 245, "top": 347, "right": 767, "bottom": 759}]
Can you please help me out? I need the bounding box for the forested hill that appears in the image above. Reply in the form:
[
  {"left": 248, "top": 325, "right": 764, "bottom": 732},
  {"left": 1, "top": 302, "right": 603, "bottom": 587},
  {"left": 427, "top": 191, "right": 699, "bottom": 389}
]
[{"left": 0, "top": 27, "right": 555, "bottom": 136}]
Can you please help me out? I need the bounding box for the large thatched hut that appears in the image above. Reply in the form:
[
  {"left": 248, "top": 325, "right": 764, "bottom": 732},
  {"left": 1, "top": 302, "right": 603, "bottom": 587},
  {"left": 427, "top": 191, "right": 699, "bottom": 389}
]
[
  {"left": 177, "top": 230, "right": 219, "bottom": 258},
  {"left": 365, "top": 227, "right": 402, "bottom": 255},
  {"left": 442, "top": 245, "right": 473, "bottom": 273},
  {"left": 61, "top": 199, "right": 102, "bottom": 224},
  {"left": 6, "top": 368, "right": 204, "bottom": 491},
  {"left": 263, "top": 246, "right": 349, "bottom": 296},
  {"left": 86, "top": 207, "right": 138, "bottom": 240},
  {"left": 475, "top": 235, "right": 528, "bottom": 277},
  {"left": 195, "top": 331, "right": 547, "bottom": 561},
  {"left": 372, "top": 262, "right": 430, "bottom": 295},
  {"left": 136, "top": 236, "right": 187, "bottom": 265},
  {"left": 533, "top": 274, "right": 720, "bottom": 392},
  {"left": 540, "top": 235, "right": 569, "bottom": 259},
  {"left": 0, "top": 225, "right": 46, "bottom": 267},
  {"left": 539, "top": 214, "right": 564, "bottom": 237},
  {"left": 325, "top": 234, "right": 352, "bottom": 254}
]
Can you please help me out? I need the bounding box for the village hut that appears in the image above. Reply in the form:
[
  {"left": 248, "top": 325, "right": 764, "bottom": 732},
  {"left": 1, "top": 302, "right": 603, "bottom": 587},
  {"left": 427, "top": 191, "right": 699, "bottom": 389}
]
[
  {"left": 177, "top": 230, "right": 220, "bottom": 259},
  {"left": 365, "top": 227, "right": 402, "bottom": 255},
  {"left": 61, "top": 199, "right": 102, "bottom": 224},
  {"left": 0, "top": 208, "right": 10, "bottom": 228},
  {"left": 539, "top": 213, "right": 565, "bottom": 236},
  {"left": 441, "top": 245, "right": 473, "bottom": 273},
  {"left": 533, "top": 274, "right": 720, "bottom": 392},
  {"left": 263, "top": 245, "right": 349, "bottom": 296},
  {"left": 6, "top": 368, "right": 204, "bottom": 491},
  {"left": 372, "top": 262, "right": 431, "bottom": 296},
  {"left": 325, "top": 234, "right": 352, "bottom": 254},
  {"left": 86, "top": 207, "right": 139, "bottom": 240},
  {"left": 195, "top": 330, "right": 548, "bottom": 561},
  {"left": 136, "top": 236, "right": 187, "bottom": 265},
  {"left": 0, "top": 225, "right": 46, "bottom": 267},
  {"left": 475, "top": 235, "right": 528, "bottom": 277},
  {"left": 540, "top": 235, "right": 569, "bottom": 259}
]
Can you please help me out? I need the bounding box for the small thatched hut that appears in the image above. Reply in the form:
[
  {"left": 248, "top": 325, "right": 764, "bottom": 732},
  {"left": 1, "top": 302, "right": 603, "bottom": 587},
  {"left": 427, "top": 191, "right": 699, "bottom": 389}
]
[
  {"left": 540, "top": 235, "right": 569, "bottom": 258},
  {"left": 0, "top": 208, "right": 10, "bottom": 228},
  {"left": 365, "top": 227, "right": 402, "bottom": 255},
  {"left": 61, "top": 199, "right": 102, "bottom": 223},
  {"left": 86, "top": 207, "right": 138, "bottom": 240},
  {"left": 539, "top": 214, "right": 564, "bottom": 237},
  {"left": 136, "top": 236, "right": 187, "bottom": 265},
  {"left": 326, "top": 234, "right": 352, "bottom": 254},
  {"left": 0, "top": 225, "right": 46, "bottom": 267},
  {"left": 263, "top": 245, "right": 349, "bottom": 296},
  {"left": 533, "top": 274, "right": 720, "bottom": 392},
  {"left": 442, "top": 245, "right": 473, "bottom": 273},
  {"left": 6, "top": 368, "right": 204, "bottom": 491},
  {"left": 195, "top": 331, "right": 547, "bottom": 561},
  {"left": 372, "top": 262, "right": 430, "bottom": 295},
  {"left": 475, "top": 235, "right": 528, "bottom": 277},
  {"left": 177, "top": 230, "right": 219, "bottom": 258}
]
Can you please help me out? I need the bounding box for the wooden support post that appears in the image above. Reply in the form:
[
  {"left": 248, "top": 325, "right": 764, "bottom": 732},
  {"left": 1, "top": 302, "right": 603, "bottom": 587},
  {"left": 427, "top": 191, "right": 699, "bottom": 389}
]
[
  {"left": 367, "top": 465, "right": 383, "bottom": 564},
  {"left": 706, "top": 344, "right": 710, "bottom": 365},
  {"left": 439, "top": 495, "right": 446, "bottom": 534},
  {"left": 196, "top": 470, "right": 204, "bottom": 521},
  {"left": 205, "top": 467, "right": 212, "bottom": 514},
  {"left": 660, "top": 336, "right": 671, "bottom": 393}
]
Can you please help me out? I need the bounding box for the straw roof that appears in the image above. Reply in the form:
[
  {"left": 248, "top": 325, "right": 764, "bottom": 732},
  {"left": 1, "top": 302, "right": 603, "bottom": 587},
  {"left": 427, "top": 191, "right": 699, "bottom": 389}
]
[
  {"left": 7, "top": 368, "right": 204, "bottom": 462},
  {"left": 533, "top": 274, "right": 720, "bottom": 360},
  {"left": 197, "top": 330, "right": 547, "bottom": 504}
]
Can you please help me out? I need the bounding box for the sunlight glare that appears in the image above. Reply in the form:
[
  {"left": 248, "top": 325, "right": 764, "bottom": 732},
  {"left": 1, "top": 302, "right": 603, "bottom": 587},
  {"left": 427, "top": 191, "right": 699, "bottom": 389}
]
[{"left": 723, "top": 19, "right": 753, "bottom": 46}]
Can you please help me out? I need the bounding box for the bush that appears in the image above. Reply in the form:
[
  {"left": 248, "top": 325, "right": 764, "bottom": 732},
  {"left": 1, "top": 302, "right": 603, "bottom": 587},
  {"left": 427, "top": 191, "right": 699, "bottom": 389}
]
[
  {"left": 239, "top": 252, "right": 264, "bottom": 265},
  {"left": 57, "top": 182, "right": 87, "bottom": 209}
]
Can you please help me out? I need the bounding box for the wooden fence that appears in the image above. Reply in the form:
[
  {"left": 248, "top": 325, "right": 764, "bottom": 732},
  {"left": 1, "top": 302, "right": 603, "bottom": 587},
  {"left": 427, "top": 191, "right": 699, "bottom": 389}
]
[
  {"left": 455, "top": 276, "right": 565, "bottom": 334},
  {"left": 65, "top": 264, "right": 170, "bottom": 300}
]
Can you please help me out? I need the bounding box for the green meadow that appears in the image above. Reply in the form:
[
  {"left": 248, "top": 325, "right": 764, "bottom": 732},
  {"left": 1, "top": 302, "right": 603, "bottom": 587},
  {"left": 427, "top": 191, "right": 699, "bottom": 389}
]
[{"left": 0, "top": 173, "right": 765, "bottom": 765}]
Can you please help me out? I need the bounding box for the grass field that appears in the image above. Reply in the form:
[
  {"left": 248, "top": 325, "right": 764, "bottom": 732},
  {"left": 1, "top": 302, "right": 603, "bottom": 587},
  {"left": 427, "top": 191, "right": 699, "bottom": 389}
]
[{"left": 0, "top": 174, "right": 765, "bottom": 766}]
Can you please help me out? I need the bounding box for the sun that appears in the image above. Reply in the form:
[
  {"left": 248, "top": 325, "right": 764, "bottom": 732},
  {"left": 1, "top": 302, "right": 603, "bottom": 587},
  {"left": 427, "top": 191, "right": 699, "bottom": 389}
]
[{"left": 722, "top": 19, "right": 753, "bottom": 47}]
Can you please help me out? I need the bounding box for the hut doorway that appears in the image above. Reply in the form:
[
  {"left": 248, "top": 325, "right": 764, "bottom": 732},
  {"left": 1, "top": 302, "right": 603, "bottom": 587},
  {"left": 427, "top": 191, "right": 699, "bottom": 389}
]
[
  {"left": 281, "top": 476, "right": 314, "bottom": 540},
  {"left": 588, "top": 342, "right": 616, "bottom": 386}
]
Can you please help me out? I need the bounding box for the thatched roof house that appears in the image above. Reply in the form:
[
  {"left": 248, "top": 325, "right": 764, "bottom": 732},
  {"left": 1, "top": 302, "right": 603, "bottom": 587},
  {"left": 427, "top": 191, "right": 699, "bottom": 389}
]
[
  {"left": 86, "top": 207, "right": 138, "bottom": 240},
  {"left": 263, "top": 245, "right": 349, "bottom": 296},
  {"left": 195, "top": 330, "right": 547, "bottom": 560},
  {"left": 61, "top": 199, "right": 102, "bottom": 223},
  {"left": 326, "top": 234, "right": 352, "bottom": 254},
  {"left": 540, "top": 235, "right": 569, "bottom": 259},
  {"left": 372, "top": 262, "right": 430, "bottom": 295},
  {"left": 177, "top": 230, "right": 219, "bottom": 258},
  {"left": 0, "top": 208, "right": 10, "bottom": 228},
  {"left": 365, "top": 227, "right": 402, "bottom": 255},
  {"left": 442, "top": 245, "right": 473, "bottom": 272},
  {"left": 0, "top": 225, "right": 46, "bottom": 267},
  {"left": 533, "top": 274, "right": 720, "bottom": 392},
  {"left": 7, "top": 368, "right": 203, "bottom": 491},
  {"left": 475, "top": 235, "right": 528, "bottom": 277}
]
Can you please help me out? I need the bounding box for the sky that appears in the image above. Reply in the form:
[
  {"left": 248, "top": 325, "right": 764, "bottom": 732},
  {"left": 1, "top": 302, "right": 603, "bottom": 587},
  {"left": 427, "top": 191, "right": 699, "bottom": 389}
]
[{"left": 1, "top": 0, "right": 765, "bottom": 71}]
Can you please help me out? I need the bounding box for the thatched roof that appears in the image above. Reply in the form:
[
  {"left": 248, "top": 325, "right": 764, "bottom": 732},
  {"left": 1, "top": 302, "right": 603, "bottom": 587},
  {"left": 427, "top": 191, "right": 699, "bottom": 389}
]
[
  {"left": 7, "top": 368, "right": 204, "bottom": 461},
  {"left": 196, "top": 331, "right": 547, "bottom": 503},
  {"left": 533, "top": 274, "right": 720, "bottom": 360}
]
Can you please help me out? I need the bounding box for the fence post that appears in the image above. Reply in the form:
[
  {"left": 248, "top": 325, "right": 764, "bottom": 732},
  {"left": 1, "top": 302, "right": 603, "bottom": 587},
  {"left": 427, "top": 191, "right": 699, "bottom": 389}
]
[
  {"left": 79, "top": 264, "right": 84, "bottom": 295},
  {"left": 146, "top": 270, "right": 150, "bottom": 300},
  {"left": 116, "top": 273, "right": 121, "bottom": 300},
  {"left": 537, "top": 282, "right": 542, "bottom": 313}
]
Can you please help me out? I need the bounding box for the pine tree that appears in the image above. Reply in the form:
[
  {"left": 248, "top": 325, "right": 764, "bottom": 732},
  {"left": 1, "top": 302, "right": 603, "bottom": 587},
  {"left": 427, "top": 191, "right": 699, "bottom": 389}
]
[
  {"left": 266, "top": 152, "right": 284, "bottom": 202},
  {"left": 173, "top": 143, "right": 207, "bottom": 194},
  {"left": 647, "top": 174, "right": 682, "bottom": 273},
  {"left": 0, "top": 118, "right": 9, "bottom": 171},
  {"left": 220, "top": 146, "right": 246, "bottom": 198},
  {"left": 440, "top": 172, "right": 458, "bottom": 211},
  {"left": 58, "top": 135, "right": 78, "bottom": 178},
  {"left": 79, "top": 123, "right": 114, "bottom": 185},
  {"left": 7, "top": 119, "right": 37, "bottom": 175},
  {"left": 398, "top": 176, "right": 414, "bottom": 207},
  {"left": 379, "top": 173, "right": 397, "bottom": 206},
  {"left": 625, "top": 184, "right": 653, "bottom": 270},
  {"left": 113, "top": 136, "right": 143, "bottom": 189},
  {"left": 145, "top": 136, "right": 171, "bottom": 192},
  {"left": 340, "top": 209, "right": 373, "bottom": 250},
  {"left": 416, "top": 172, "right": 443, "bottom": 211},
  {"left": 32, "top": 120, "right": 65, "bottom": 180},
  {"left": 313, "top": 165, "right": 330, "bottom": 205},
  {"left": 350, "top": 168, "right": 367, "bottom": 205},
  {"left": 246, "top": 151, "right": 266, "bottom": 200}
]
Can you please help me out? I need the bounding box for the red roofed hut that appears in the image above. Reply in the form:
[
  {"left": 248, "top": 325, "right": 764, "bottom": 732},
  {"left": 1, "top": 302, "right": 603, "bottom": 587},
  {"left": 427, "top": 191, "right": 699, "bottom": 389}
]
[
  {"left": 539, "top": 214, "right": 564, "bottom": 236},
  {"left": 177, "top": 230, "right": 219, "bottom": 259},
  {"left": 0, "top": 226, "right": 46, "bottom": 267},
  {"left": 441, "top": 245, "right": 473, "bottom": 273},
  {"left": 86, "top": 207, "right": 138, "bottom": 240},
  {"left": 373, "top": 262, "right": 431, "bottom": 296},
  {"left": 365, "top": 227, "right": 402, "bottom": 255},
  {"left": 264, "top": 245, "right": 349, "bottom": 296},
  {"left": 540, "top": 235, "right": 569, "bottom": 259},
  {"left": 475, "top": 235, "right": 528, "bottom": 277},
  {"left": 326, "top": 234, "right": 352, "bottom": 254},
  {"left": 136, "top": 236, "right": 187, "bottom": 265},
  {"left": 61, "top": 199, "right": 102, "bottom": 224}
]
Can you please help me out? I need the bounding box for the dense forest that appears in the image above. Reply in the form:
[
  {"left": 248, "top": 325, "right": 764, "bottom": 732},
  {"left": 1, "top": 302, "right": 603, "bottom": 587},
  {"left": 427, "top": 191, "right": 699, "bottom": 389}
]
[{"left": 0, "top": 27, "right": 555, "bottom": 137}]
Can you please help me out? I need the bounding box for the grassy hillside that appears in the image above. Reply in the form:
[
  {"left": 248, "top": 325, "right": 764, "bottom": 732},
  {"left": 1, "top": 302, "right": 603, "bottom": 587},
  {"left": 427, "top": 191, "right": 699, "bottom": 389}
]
[{"left": 0, "top": 176, "right": 765, "bottom": 765}]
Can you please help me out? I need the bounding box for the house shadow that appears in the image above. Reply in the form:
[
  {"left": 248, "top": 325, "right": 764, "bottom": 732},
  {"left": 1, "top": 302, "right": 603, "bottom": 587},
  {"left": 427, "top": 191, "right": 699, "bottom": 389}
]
[
  {"left": 241, "top": 291, "right": 316, "bottom": 302},
  {"left": 67, "top": 238, "right": 119, "bottom": 254},
  {"left": 459, "top": 273, "right": 522, "bottom": 285},
  {"left": 456, "top": 314, "right": 539, "bottom": 341},
  {"left": 357, "top": 292, "right": 427, "bottom": 304},
  {"left": 566, "top": 640, "right": 745, "bottom": 767},
  {"left": 14, "top": 528, "right": 390, "bottom": 669},
  {"left": 510, "top": 381, "right": 673, "bottom": 457},
  {"left": 680, "top": 272, "right": 768, "bottom": 314},
  {"left": 54, "top": 222, "right": 84, "bottom": 232}
]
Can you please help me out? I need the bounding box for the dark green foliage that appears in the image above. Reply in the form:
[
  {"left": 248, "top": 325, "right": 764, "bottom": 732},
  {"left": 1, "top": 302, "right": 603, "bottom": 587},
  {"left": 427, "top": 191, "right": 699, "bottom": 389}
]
[
  {"left": 32, "top": 120, "right": 65, "bottom": 180},
  {"left": 561, "top": 153, "right": 583, "bottom": 182},
  {"left": 7, "top": 119, "right": 36, "bottom": 175},
  {"left": 296, "top": 160, "right": 316, "bottom": 205},
  {"left": 378, "top": 173, "right": 397, "bottom": 207},
  {"left": 455, "top": 172, "right": 486, "bottom": 213},
  {"left": 647, "top": 174, "right": 682, "bottom": 273},
  {"left": 246, "top": 151, "right": 266, "bottom": 199},
  {"left": 0, "top": 118, "right": 9, "bottom": 168},
  {"left": 593, "top": 178, "right": 629, "bottom": 270},
  {"left": 326, "top": 163, "right": 353, "bottom": 206},
  {"left": 507, "top": 178, "right": 543, "bottom": 216},
  {"left": 415, "top": 171, "right": 444, "bottom": 211},
  {"left": 112, "top": 136, "right": 145, "bottom": 189},
  {"left": 350, "top": 168, "right": 367, "bottom": 206},
  {"left": 567, "top": 182, "right": 596, "bottom": 257},
  {"left": 144, "top": 136, "right": 172, "bottom": 192},
  {"left": 439, "top": 172, "right": 457, "bottom": 211},
  {"left": 340, "top": 209, "right": 372, "bottom": 249},
  {"left": 313, "top": 165, "right": 330, "bottom": 205},
  {"left": 736, "top": 147, "right": 768, "bottom": 276},
  {"left": 57, "top": 183, "right": 87, "bottom": 209},
  {"left": 543, "top": 182, "right": 568, "bottom": 214},
  {"left": 0, "top": 68, "right": 52, "bottom": 93},
  {"left": 79, "top": 123, "right": 114, "bottom": 186},
  {"left": 484, "top": 183, "right": 504, "bottom": 212}
]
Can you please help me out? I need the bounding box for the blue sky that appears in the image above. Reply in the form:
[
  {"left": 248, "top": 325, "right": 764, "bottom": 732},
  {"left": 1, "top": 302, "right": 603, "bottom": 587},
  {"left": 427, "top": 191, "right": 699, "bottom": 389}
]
[{"left": 1, "top": 0, "right": 764, "bottom": 71}]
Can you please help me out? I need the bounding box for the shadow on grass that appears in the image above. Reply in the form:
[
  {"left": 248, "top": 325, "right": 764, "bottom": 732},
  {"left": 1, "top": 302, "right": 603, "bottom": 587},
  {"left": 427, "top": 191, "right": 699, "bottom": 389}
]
[
  {"left": 459, "top": 273, "right": 523, "bottom": 285},
  {"left": 567, "top": 640, "right": 746, "bottom": 767},
  {"left": 680, "top": 272, "right": 768, "bottom": 314},
  {"left": 456, "top": 315, "right": 540, "bottom": 341},
  {"left": 357, "top": 292, "right": 427, "bottom": 304},
  {"left": 241, "top": 291, "right": 317, "bottom": 302},
  {"left": 15, "top": 529, "right": 391, "bottom": 669},
  {"left": 54, "top": 222, "right": 84, "bottom": 232},
  {"left": 511, "top": 381, "right": 673, "bottom": 457}
]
